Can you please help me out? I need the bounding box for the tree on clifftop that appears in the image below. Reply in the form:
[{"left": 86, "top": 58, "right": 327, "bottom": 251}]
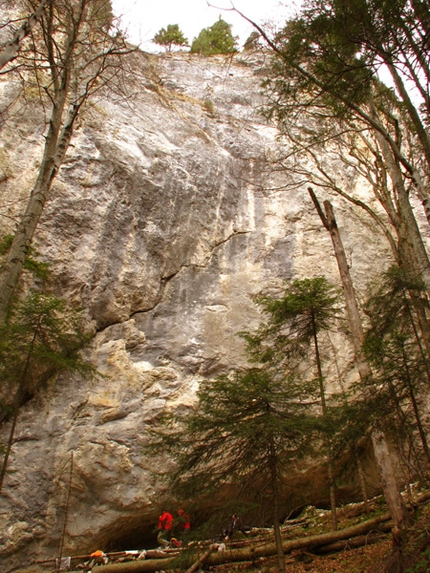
[
  {"left": 153, "top": 24, "right": 188, "bottom": 51},
  {"left": 243, "top": 31, "right": 260, "bottom": 51},
  {"left": 190, "top": 17, "right": 237, "bottom": 55}
]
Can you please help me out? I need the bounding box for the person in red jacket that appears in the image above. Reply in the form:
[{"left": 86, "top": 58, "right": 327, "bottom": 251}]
[
  {"left": 176, "top": 508, "right": 191, "bottom": 538},
  {"left": 157, "top": 509, "right": 174, "bottom": 548}
]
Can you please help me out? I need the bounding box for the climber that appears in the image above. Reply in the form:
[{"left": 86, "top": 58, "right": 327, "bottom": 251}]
[
  {"left": 157, "top": 509, "right": 174, "bottom": 548},
  {"left": 176, "top": 508, "right": 191, "bottom": 538}
]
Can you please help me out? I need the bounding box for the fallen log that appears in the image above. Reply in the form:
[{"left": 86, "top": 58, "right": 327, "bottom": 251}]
[
  {"left": 98, "top": 556, "right": 178, "bottom": 573},
  {"left": 35, "top": 547, "right": 181, "bottom": 567},
  {"left": 314, "top": 531, "right": 389, "bottom": 554},
  {"left": 184, "top": 546, "right": 215, "bottom": 573},
  {"left": 97, "top": 512, "right": 393, "bottom": 573}
]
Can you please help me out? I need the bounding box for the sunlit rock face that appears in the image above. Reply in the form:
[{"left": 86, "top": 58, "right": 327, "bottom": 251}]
[{"left": 0, "top": 51, "right": 390, "bottom": 569}]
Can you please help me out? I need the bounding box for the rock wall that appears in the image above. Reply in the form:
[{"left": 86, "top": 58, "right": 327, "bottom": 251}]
[{"left": 0, "top": 51, "right": 391, "bottom": 570}]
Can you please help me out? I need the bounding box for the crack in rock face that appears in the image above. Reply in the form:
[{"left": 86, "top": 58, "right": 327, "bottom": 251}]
[{"left": 0, "top": 52, "right": 391, "bottom": 570}]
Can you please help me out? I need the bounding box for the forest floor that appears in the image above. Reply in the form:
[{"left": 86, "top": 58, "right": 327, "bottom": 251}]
[
  {"left": 209, "top": 496, "right": 430, "bottom": 573},
  {"left": 14, "top": 494, "right": 430, "bottom": 573},
  {"left": 213, "top": 540, "right": 391, "bottom": 573}
]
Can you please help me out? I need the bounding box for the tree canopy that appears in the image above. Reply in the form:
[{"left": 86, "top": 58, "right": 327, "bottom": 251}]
[
  {"left": 262, "top": 0, "right": 430, "bottom": 230},
  {"left": 190, "top": 17, "right": 238, "bottom": 55},
  {"left": 153, "top": 24, "right": 188, "bottom": 51},
  {"left": 243, "top": 31, "right": 260, "bottom": 51}
]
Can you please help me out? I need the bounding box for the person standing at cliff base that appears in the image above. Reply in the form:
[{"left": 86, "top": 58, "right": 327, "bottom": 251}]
[
  {"left": 157, "top": 509, "right": 174, "bottom": 548},
  {"left": 176, "top": 508, "right": 191, "bottom": 539}
]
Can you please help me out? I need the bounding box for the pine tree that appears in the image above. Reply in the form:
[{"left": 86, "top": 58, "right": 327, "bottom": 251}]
[
  {"left": 244, "top": 277, "right": 342, "bottom": 530},
  {"left": 362, "top": 266, "right": 430, "bottom": 470},
  {"left": 149, "top": 366, "right": 319, "bottom": 572},
  {"left": 153, "top": 24, "right": 188, "bottom": 51},
  {"left": 0, "top": 237, "right": 97, "bottom": 492},
  {"left": 190, "top": 17, "right": 237, "bottom": 56}
]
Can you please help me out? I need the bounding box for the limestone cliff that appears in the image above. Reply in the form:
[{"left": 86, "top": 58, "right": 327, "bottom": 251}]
[{"left": 0, "top": 51, "right": 390, "bottom": 570}]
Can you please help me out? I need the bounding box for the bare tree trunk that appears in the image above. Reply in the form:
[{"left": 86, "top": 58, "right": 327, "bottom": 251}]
[
  {"left": 355, "top": 449, "right": 370, "bottom": 515},
  {"left": 374, "top": 131, "right": 430, "bottom": 296},
  {"left": 308, "top": 187, "right": 411, "bottom": 529},
  {"left": 0, "top": 101, "right": 77, "bottom": 322},
  {"left": 0, "top": 408, "right": 18, "bottom": 493},
  {"left": 268, "top": 438, "right": 286, "bottom": 573},
  {"left": 312, "top": 315, "right": 338, "bottom": 529},
  {"left": 402, "top": 350, "right": 430, "bottom": 464},
  {"left": 327, "top": 460, "right": 338, "bottom": 530},
  {"left": 370, "top": 427, "right": 410, "bottom": 527}
]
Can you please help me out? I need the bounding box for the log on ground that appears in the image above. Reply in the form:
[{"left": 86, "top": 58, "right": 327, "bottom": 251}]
[{"left": 97, "top": 512, "right": 393, "bottom": 573}]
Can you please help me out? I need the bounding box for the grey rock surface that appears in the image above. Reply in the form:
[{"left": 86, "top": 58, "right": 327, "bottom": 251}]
[{"left": 0, "top": 51, "right": 391, "bottom": 569}]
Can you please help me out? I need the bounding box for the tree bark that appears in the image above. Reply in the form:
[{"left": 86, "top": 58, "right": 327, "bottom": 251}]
[
  {"left": 0, "top": 100, "right": 75, "bottom": 322},
  {"left": 308, "top": 188, "right": 411, "bottom": 529},
  {"left": 268, "top": 438, "right": 286, "bottom": 573},
  {"left": 355, "top": 449, "right": 370, "bottom": 515},
  {"left": 373, "top": 130, "right": 430, "bottom": 297},
  {"left": 312, "top": 313, "right": 338, "bottom": 530}
]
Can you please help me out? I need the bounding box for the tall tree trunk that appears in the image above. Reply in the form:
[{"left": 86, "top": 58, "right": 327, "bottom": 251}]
[
  {"left": 401, "top": 347, "right": 430, "bottom": 465},
  {"left": 0, "top": 408, "right": 19, "bottom": 493},
  {"left": 308, "top": 187, "right": 411, "bottom": 529},
  {"left": 355, "top": 449, "right": 370, "bottom": 515},
  {"left": 374, "top": 131, "right": 430, "bottom": 296},
  {"left": 312, "top": 314, "right": 338, "bottom": 530},
  {"left": 0, "top": 101, "right": 78, "bottom": 323},
  {"left": 268, "top": 439, "right": 286, "bottom": 573}
]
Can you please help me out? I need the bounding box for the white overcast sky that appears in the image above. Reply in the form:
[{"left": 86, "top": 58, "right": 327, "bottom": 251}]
[{"left": 110, "top": 0, "right": 297, "bottom": 52}]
